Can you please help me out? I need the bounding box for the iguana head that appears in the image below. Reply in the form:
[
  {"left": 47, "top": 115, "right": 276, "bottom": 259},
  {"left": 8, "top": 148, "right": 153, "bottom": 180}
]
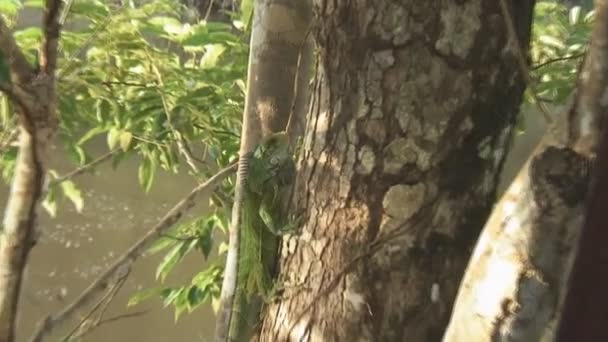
[{"left": 253, "top": 131, "right": 295, "bottom": 186}]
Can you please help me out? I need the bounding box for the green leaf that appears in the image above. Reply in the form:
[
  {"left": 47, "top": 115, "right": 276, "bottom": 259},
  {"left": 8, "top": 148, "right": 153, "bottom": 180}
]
[
  {"left": 156, "top": 239, "right": 197, "bottom": 282},
  {"left": 107, "top": 127, "right": 120, "bottom": 150},
  {"left": 240, "top": 0, "right": 254, "bottom": 29},
  {"left": 128, "top": 287, "right": 161, "bottom": 307},
  {"left": 146, "top": 236, "right": 177, "bottom": 256},
  {"left": 569, "top": 6, "right": 581, "bottom": 25},
  {"left": 186, "top": 285, "right": 205, "bottom": 310},
  {"left": 66, "top": 144, "right": 88, "bottom": 165},
  {"left": 0, "top": 0, "right": 22, "bottom": 16},
  {"left": 138, "top": 157, "right": 155, "bottom": 192},
  {"left": 196, "top": 217, "right": 215, "bottom": 259},
  {"left": 218, "top": 241, "right": 229, "bottom": 255},
  {"left": 162, "top": 287, "right": 185, "bottom": 308},
  {"left": 200, "top": 44, "right": 226, "bottom": 69},
  {"left": 23, "top": 0, "right": 42, "bottom": 7},
  {"left": 119, "top": 131, "right": 132, "bottom": 151},
  {"left": 78, "top": 126, "right": 107, "bottom": 146},
  {"left": 61, "top": 180, "right": 84, "bottom": 212},
  {"left": 70, "top": 0, "right": 109, "bottom": 20},
  {"left": 538, "top": 35, "right": 566, "bottom": 49},
  {"left": 13, "top": 27, "right": 43, "bottom": 41},
  {"left": 42, "top": 184, "right": 59, "bottom": 217}
]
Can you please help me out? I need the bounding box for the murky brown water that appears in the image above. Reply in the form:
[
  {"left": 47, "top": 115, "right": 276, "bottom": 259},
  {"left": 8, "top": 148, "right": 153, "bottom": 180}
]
[{"left": 1, "top": 139, "right": 219, "bottom": 341}]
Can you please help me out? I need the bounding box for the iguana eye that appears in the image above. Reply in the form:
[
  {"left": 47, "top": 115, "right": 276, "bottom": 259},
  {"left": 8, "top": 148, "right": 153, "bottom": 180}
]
[{"left": 269, "top": 156, "right": 279, "bottom": 165}]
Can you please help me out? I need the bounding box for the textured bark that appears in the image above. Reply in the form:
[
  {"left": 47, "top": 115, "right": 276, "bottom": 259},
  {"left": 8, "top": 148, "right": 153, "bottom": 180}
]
[
  {"left": 258, "top": 1, "right": 534, "bottom": 341},
  {"left": 442, "top": 129, "right": 590, "bottom": 342},
  {"left": 214, "top": 0, "right": 312, "bottom": 341},
  {"left": 0, "top": 3, "right": 61, "bottom": 341},
  {"left": 445, "top": 0, "right": 608, "bottom": 339}
]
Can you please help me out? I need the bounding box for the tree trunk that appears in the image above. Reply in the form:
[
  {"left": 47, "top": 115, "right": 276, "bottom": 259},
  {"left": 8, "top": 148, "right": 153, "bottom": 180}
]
[
  {"left": 445, "top": 0, "right": 608, "bottom": 338},
  {"left": 214, "top": 0, "right": 311, "bottom": 340},
  {"left": 0, "top": 4, "right": 61, "bottom": 341},
  {"left": 555, "top": 0, "right": 608, "bottom": 338},
  {"left": 258, "top": 1, "right": 535, "bottom": 340}
]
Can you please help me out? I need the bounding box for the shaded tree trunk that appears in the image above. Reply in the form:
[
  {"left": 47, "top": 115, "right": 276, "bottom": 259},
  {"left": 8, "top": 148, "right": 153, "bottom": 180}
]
[
  {"left": 445, "top": 0, "right": 608, "bottom": 339},
  {"left": 214, "top": 0, "right": 312, "bottom": 341},
  {"left": 556, "top": 0, "right": 608, "bottom": 339},
  {"left": 258, "top": 0, "right": 535, "bottom": 340},
  {"left": 0, "top": 3, "right": 62, "bottom": 341}
]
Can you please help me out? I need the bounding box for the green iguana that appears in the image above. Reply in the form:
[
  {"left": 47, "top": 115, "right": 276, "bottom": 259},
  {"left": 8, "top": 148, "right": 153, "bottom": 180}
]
[{"left": 227, "top": 131, "right": 299, "bottom": 341}]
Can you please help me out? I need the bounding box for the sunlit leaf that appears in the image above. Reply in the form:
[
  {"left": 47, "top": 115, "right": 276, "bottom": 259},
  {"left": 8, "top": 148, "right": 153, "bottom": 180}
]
[
  {"left": 78, "top": 126, "right": 108, "bottom": 146},
  {"left": 569, "top": 6, "right": 581, "bottom": 25},
  {"left": 107, "top": 127, "right": 120, "bottom": 150},
  {"left": 138, "top": 157, "right": 155, "bottom": 192},
  {"left": 0, "top": 0, "right": 22, "bottom": 16},
  {"left": 42, "top": 184, "right": 59, "bottom": 217},
  {"left": 119, "top": 131, "right": 132, "bottom": 151},
  {"left": 61, "top": 180, "right": 84, "bottom": 212},
  {"left": 128, "top": 287, "right": 162, "bottom": 307}
]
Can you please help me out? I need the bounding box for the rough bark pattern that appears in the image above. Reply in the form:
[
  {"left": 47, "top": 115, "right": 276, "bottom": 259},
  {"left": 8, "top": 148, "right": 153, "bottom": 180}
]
[
  {"left": 0, "top": 74, "right": 58, "bottom": 342},
  {"left": 258, "top": 1, "right": 534, "bottom": 340},
  {"left": 0, "top": 3, "right": 61, "bottom": 340},
  {"left": 442, "top": 140, "right": 590, "bottom": 342},
  {"left": 445, "top": 0, "right": 608, "bottom": 339}
]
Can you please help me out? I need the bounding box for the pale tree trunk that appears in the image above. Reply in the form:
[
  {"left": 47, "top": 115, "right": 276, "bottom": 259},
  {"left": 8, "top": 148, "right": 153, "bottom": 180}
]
[
  {"left": 214, "top": 0, "right": 312, "bottom": 340},
  {"left": 0, "top": 3, "right": 62, "bottom": 342},
  {"left": 444, "top": 0, "right": 608, "bottom": 339},
  {"left": 258, "top": 0, "right": 535, "bottom": 340}
]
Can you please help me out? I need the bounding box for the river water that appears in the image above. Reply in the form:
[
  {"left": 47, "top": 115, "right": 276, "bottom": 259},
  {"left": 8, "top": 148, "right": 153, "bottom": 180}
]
[{"left": 1, "top": 139, "right": 218, "bottom": 341}]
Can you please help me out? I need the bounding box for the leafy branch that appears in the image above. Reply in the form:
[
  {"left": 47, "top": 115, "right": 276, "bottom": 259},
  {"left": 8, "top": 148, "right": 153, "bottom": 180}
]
[{"left": 29, "top": 162, "right": 236, "bottom": 342}]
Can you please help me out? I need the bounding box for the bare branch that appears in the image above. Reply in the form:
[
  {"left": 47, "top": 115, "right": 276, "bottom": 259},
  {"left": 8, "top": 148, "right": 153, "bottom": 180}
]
[
  {"left": 63, "top": 270, "right": 128, "bottom": 341},
  {"left": 533, "top": 52, "right": 587, "bottom": 71},
  {"left": 0, "top": 16, "right": 34, "bottom": 85},
  {"left": 29, "top": 162, "right": 237, "bottom": 342},
  {"left": 48, "top": 150, "right": 117, "bottom": 186},
  {"left": 40, "top": 0, "right": 64, "bottom": 75},
  {"left": 498, "top": 0, "right": 554, "bottom": 126},
  {"left": 72, "top": 310, "right": 152, "bottom": 341}
]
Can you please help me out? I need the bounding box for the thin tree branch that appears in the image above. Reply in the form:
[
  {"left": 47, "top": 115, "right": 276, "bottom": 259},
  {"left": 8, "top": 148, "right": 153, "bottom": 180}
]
[
  {"left": 204, "top": 0, "right": 215, "bottom": 21},
  {"left": 29, "top": 162, "right": 237, "bottom": 342},
  {"left": 72, "top": 310, "right": 152, "bottom": 341},
  {"left": 62, "top": 270, "right": 128, "bottom": 341},
  {"left": 57, "top": 5, "right": 125, "bottom": 80},
  {"left": 48, "top": 150, "right": 117, "bottom": 187},
  {"left": 498, "top": 0, "right": 554, "bottom": 126},
  {"left": 93, "top": 309, "right": 152, "bottom": 326},
  {"left": 533, "top": 52, "right": 587, "bottom": 71},
  {"left": 0, "top": 16, "right": 34, "bottom": 85},
  {"left": 101, "top": 80, "right": 154, "bottom": 88},
  {"left": 147, "top": 56, "right": 202, "bottom": 174},
  {"left": 40, "top": 0, "right": 63, "bottom": 75}
]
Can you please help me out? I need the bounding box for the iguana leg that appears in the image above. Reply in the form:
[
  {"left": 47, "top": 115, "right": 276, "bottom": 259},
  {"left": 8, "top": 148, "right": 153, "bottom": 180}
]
[{"left": 259, "top": 208, "right": 302, "bottom": 236}]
